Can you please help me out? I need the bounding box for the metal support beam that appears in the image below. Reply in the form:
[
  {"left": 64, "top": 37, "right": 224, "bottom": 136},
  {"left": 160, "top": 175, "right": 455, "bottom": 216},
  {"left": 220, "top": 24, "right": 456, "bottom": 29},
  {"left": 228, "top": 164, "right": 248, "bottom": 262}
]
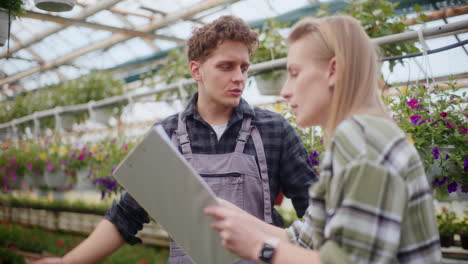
[
  {"left": 0, "top": 0, "right": 122, "bottom": 59},
  {"left": 21, "top": 11, "right": 185, "bottom": 43},
  {"left": 0, "top": 0, "right": 241, "bottom": 87}
]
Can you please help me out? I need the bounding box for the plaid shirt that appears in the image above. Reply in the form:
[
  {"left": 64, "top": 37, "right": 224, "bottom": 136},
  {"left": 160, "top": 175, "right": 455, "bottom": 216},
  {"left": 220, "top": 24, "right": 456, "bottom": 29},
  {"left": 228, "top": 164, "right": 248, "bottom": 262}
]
[
  {"left": 106, "top": 93, "right": 317, "bottom": 244},
  {"left": 286, "top": 114, "right": 441, "bottom": 264}
]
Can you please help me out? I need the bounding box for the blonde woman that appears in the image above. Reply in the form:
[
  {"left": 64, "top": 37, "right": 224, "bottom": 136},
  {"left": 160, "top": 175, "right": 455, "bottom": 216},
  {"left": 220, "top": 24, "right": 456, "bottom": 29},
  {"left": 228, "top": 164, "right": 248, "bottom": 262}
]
[{"left": 205, "top": 15, "right": 441, "bottom": 264}]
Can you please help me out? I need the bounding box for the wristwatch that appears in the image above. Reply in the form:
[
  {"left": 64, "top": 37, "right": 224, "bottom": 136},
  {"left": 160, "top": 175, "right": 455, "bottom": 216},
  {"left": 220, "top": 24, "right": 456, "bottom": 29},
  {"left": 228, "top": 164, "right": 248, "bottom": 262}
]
[{"left": 258, "top": 237, "right": 280, "bottom": 263}]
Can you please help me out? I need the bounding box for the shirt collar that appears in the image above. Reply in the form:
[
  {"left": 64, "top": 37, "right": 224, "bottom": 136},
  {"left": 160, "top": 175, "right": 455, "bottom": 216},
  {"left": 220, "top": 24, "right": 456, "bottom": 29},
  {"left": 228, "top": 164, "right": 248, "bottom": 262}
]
[{"left": 181, "top": 92, "right": 256, "bottom": 124}]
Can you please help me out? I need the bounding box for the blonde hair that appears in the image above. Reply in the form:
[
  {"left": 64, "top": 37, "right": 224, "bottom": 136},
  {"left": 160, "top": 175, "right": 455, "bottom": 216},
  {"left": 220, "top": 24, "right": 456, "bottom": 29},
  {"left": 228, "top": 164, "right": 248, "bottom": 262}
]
[{"left": 288, "top": 15, "right": 387, "bottom": 144}]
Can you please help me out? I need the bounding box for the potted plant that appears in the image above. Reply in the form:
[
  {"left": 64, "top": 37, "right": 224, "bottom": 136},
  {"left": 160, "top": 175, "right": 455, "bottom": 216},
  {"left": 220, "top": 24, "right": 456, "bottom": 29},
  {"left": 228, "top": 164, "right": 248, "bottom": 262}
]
[
  {"left": 0, "top": 0, "right": 24, "bottom": 47},
  {"left": 385, "top": 82, "right": 467, "bottom": 197},
  {"left": 88, "top": 138, "right": 135, "bottom": 199},
  {"left": 251, "top": 19, "right": 289, "bottom": 96},
  {"left": 436, "top": 207, "right": 458, "bottom": 247},
  {"left": 34, "top": 0, "right": 76, "bottom": 12},
  {"left": 458, "top": 215, "right": 468, "bottom": 250}
]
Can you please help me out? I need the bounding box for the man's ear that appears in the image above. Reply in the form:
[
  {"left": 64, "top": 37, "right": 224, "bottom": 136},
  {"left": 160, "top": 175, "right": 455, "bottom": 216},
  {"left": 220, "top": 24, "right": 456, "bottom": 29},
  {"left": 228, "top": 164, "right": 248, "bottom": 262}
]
[
  {"left": 328, "top": 57, "right": 337, "bottom": 89},
  {"left": 190, "top": 61, "right": 202, "bottom": 81}
]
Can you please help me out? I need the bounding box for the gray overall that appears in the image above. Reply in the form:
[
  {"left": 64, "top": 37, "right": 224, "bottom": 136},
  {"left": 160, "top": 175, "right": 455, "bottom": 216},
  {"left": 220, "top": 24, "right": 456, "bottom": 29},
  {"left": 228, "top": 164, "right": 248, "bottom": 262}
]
[{"left": 168, "top": 114, "right": 273, "bottom": 264}]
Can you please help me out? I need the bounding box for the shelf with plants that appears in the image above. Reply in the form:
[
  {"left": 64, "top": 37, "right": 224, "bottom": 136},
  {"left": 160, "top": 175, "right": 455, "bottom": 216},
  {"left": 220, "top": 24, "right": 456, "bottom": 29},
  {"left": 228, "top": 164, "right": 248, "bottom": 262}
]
[
  {"left": 0, "top": 134, "right": 139, "bottom": 200},
  {"left": 0, "top": 72, "right": 126, "bottom": 134}
]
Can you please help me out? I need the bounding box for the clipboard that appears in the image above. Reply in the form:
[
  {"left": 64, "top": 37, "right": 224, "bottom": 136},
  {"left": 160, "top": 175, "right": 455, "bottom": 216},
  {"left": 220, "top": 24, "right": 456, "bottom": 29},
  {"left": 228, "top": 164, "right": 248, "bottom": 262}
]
[{"left": 113, "top": 125, "right": 239, "bottom": 264}]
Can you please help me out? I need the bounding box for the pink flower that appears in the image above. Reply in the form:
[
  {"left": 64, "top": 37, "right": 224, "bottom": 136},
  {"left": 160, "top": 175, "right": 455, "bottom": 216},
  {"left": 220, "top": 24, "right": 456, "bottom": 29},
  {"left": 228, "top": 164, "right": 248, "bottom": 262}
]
[
  {"left": 439, "top": 112, "right": 447, "bottom": 118},
  {"left": 444, "top": 120, "right": 453, "bottom": 129},
  {"left": 407, "top": 99, "right": 419, "bottom": 109},
  {"left": 46, "top": 163, "right": 55, "bottom": 172},
  {"left": 78, "top": 154, "right": 86, "bottom": 161},
  {"left": 27, "top": 163, "right": 33, "bottom": 170}
]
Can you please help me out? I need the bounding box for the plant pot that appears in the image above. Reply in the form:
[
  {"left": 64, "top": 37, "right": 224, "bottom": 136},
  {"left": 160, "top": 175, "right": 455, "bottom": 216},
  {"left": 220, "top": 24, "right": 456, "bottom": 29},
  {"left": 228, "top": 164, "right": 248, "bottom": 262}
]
[
  {"left": 76, "top": 168, "right": 93, "bottom": 190},
  {"left": 91, "top": 107, "right": 114, "bottom": 125},
  {"left": 461, "top": 235, "right": 468, "bottom": 250},
  {"left": 44, "top": 170, "right": 70, "bottom": 188},
  {"left": 255, "top": 70, "right": 287, "bottom": 96},
  {"left": 440, "top": 234, "right": 454, "bottom": 247},
  {"left": 0, "top": 9, "right": 12, "bottom": 47},
  {"left": 23, "top": 172, "right": 46, "bottom": 189},
  {"left": 34, "top": 0, "right": 76, "bottom": 12}
]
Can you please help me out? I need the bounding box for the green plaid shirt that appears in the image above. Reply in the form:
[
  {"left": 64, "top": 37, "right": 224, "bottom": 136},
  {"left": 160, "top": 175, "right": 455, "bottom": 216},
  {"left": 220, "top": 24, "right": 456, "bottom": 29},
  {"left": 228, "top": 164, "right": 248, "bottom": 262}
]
[{"left": 286, "top": 114, "right": 441, "bottom": 264}]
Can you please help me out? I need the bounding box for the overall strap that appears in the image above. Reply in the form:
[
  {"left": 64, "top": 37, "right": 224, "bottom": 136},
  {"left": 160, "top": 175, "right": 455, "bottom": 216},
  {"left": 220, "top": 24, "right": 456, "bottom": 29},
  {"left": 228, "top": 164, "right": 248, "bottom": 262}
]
[
  {"left": 251, "top": 126, "right": 273, "bottom": 224},
  {"left": 234, "top": 117, "right": 252, "bottom": 153},
  {"left": 175, "top": 113, "right": 193, "bottom": 157}
]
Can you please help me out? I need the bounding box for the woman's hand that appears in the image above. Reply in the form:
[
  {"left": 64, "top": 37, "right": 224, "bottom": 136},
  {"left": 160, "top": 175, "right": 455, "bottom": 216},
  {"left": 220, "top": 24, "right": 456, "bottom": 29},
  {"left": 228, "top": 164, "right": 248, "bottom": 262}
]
[{"left": 204, "top": 199, "right": 269, "bottom": 261}]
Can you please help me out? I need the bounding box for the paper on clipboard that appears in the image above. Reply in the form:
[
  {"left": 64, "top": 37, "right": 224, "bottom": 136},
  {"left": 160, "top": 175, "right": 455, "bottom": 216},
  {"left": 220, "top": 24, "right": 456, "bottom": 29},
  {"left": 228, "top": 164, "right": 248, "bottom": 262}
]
[{"left": 113, "top": 125, "right": 238, "bottom": 264}]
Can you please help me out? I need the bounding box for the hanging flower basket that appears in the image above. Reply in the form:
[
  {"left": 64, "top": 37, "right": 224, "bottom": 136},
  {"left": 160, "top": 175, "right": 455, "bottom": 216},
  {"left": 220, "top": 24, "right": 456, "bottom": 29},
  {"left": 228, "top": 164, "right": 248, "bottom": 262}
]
[
  {"left": 0, "top": 9, "right": 11, "bottom": 47},
  {"left": 34, "top": 0, "right": 76, "bottom": 12},
  {"left": 255, "top": 70, "right": 287, "bottom": 96}
]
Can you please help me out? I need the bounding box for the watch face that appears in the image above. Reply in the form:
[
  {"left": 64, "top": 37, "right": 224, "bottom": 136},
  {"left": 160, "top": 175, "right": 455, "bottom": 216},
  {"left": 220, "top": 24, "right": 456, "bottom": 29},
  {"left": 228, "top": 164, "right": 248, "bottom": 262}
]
[{"left": 259, "top": 243, "right": 276, "bottom": 263}]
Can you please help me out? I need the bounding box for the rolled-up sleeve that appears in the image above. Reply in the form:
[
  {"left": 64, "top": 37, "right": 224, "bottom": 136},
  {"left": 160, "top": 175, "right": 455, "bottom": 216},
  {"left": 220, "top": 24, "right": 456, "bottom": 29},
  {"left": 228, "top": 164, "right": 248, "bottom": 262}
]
[
  {"left": 104, "top": 192, "right": 150, "bottom": 245},
  {"left": 279, "top": 120, "right": 318, "bottom": 218}
]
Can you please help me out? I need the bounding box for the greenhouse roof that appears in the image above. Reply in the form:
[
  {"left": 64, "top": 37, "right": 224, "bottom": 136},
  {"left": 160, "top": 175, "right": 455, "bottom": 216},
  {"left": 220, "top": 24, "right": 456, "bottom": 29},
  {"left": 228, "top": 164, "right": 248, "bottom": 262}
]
[{"left": 0, "top": 0, "right": 467, "bottom": 99}]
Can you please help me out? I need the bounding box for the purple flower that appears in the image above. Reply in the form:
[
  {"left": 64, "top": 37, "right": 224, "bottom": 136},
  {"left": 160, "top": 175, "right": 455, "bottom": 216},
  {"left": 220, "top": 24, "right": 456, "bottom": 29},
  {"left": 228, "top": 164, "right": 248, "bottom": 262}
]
[
  {"left": 444, "top": 120, "right": 453, "bottom": 129},
  {"left": 410, "top": 115, "right": 425, "bottom": 126},
  {"left": 110, "top": 167, "right": 116, "bottom": 174},
  {"left": 438, "top": 176, "right": 448, "bottom": 186},
  {"left": 445, "top": 154, "right": 450, "bottom": 160},
  {"left": 111, "top": 139, "right": 117, "bottom": 144},
  {"left": 108, "top": 181, "right": 117, "bottom": 191},
  {"left": 432, "top": 147, "right": 439, "bottom": 160},
  {"left": 46, "top": 163, "right": 54, "bottom": 172},
  {"left": 460, "top": 126, "right": 467, "bottom": 135},
  {"left": 27, "top": 164, "right": 33, "bottom": 170},
  {"left": 447, "top": 181, "right": 458, "bottom": 193},
  {"left": 462, "top": 185, "right": 468, "bottom": 193},
  {"left": 439, "top": 112, "right": 447, "bottom": 118},
  {"left": 464, "top": 158, "right": 468, "bottom": 172},
  {"left": 407, "top": 99, "right": 419, "bottom": 109},
  {"left": 308, "top": 155, "right": 319, "bottom": 166},
  {"left": 78, "top": 154, "right": 85, "bottom": 161}
]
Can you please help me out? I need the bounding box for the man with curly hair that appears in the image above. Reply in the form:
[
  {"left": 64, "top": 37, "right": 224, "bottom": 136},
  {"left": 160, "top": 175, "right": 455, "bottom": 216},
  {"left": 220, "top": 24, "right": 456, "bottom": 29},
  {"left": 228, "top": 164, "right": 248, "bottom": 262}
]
[{"left": 32, "top": 15, "right": 316, "bottom": 264}]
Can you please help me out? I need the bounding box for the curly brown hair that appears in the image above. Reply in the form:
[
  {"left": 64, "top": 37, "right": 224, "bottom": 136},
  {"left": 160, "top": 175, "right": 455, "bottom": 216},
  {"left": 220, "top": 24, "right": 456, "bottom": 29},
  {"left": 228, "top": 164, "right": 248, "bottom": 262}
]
[{"left": 186, "top": 15, "right": 258, "bottom": 63}]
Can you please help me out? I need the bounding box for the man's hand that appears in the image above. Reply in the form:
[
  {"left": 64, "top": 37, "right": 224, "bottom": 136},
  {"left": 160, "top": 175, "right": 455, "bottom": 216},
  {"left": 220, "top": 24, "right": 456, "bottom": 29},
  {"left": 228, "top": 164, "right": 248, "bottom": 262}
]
[{"left": 27, "top": 257, "right": 63, "bottom": 264}]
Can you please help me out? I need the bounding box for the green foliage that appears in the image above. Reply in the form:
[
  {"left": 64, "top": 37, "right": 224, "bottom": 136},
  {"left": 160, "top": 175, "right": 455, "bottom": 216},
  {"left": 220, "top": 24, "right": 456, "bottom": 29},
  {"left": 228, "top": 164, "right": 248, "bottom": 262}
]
[
  {"left": 0, "top": 248, "right": 26, "bottom": 264},
  {"left": 0, "top": 195, "right": 111, "bottom": 215},
  {"left": 0, "top": 0, "right": 24, "bottom": 17},
  {"left": 252, "top": 19, "right": 289, "bottom": 64},
  {"left": 277, "top": 104, "right": 324, "bottom": 172},
  {"left": 158, "top": 48, "right": 191, "bottom": 85},
  {"left": 436, "top": 207, "right": 458, "bottom": 236},
  {"left": 457, "top": 214, "right": 468, "bottom": 235},
  {"left": 318, "top": 0, "right": 420, "bottom": 71}
]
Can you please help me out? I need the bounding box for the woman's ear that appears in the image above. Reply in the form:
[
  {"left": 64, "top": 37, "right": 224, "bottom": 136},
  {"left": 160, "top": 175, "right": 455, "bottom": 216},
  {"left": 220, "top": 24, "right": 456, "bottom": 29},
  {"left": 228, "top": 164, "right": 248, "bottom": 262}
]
[
  {"left": 190, "top": 61, "right": 202, "bottom": 81},
  {"left": 328, "top": 57, "right": 336, "bottom": 89}
]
